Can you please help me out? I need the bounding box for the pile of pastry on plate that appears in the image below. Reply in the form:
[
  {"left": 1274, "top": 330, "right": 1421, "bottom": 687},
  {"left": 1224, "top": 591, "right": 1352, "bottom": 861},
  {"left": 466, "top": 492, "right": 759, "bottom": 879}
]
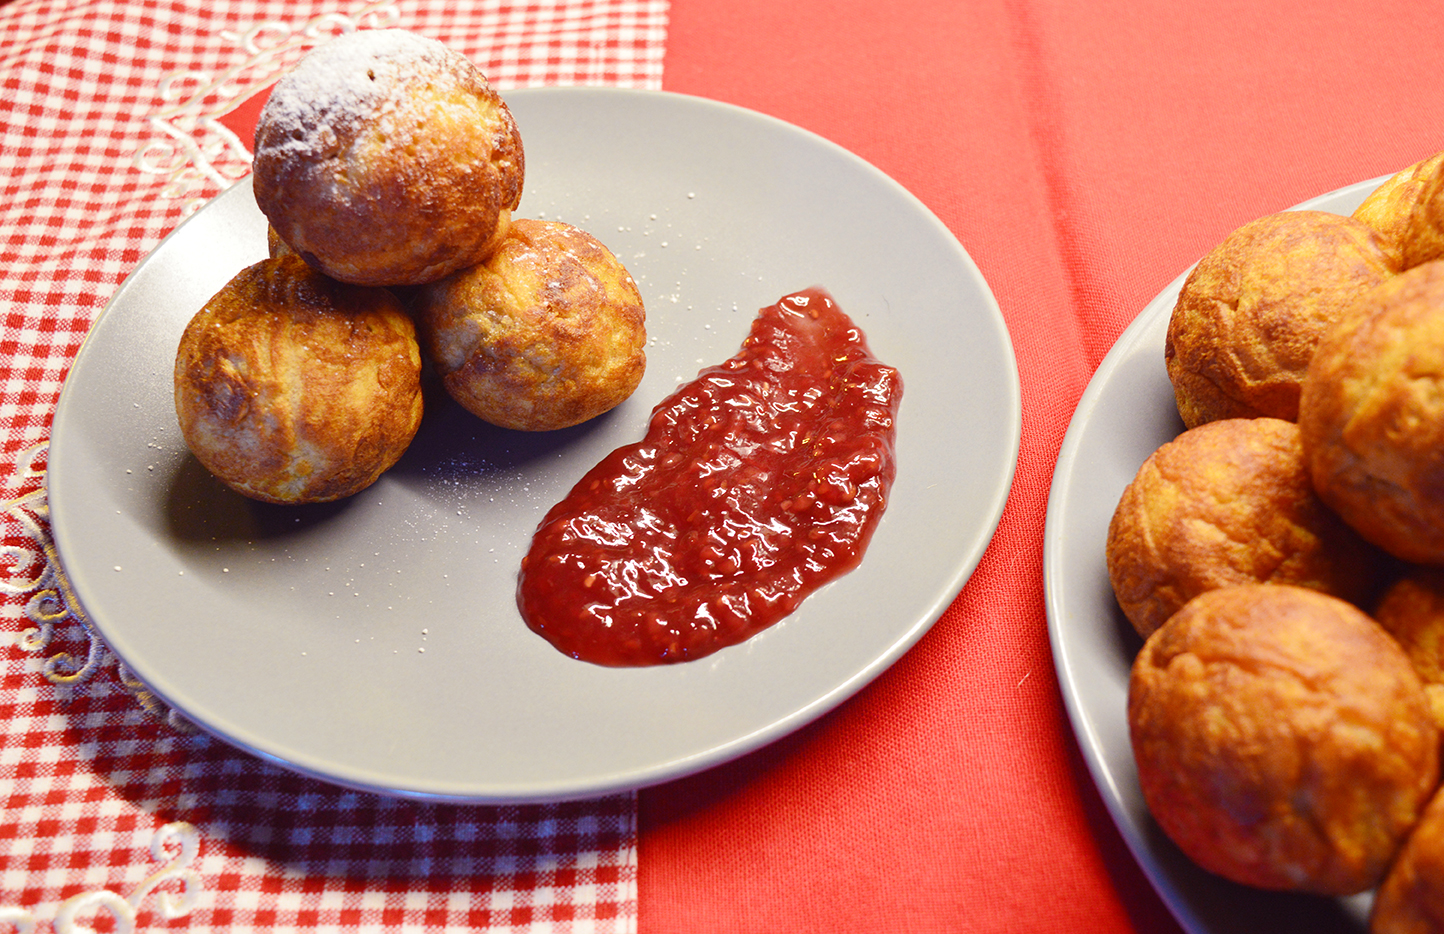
[
  {"left": 1107, "top": 149, "right": 1444, "bottom": 930},
  {"left": 173, "top": 28, "right": 646, "bottom": 504}
]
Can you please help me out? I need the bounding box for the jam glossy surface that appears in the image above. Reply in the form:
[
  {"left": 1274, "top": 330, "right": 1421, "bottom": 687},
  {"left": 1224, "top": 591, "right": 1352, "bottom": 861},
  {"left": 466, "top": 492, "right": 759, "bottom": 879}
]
[{"left": 517, "top": 288, "right": 902, "bottom": 666}]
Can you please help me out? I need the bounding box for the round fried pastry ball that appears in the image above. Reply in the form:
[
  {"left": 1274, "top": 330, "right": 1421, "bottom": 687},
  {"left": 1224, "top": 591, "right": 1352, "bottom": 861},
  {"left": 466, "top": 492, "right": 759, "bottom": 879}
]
[
  {"left": 1403, "top": 156, "right": 1444, "bottom": 270},
  {"left": 1373, "top": 787, "right": 1444, "bottom": 934},
  {"left": 253, "top": 29, "right": 524, "bottom": 287},
  {"left": 1106, "top": 417, "right": 1383, "bottom": 639},
  {"left": 1165, "top": 210, "right": 1396, "bottom": 427},
  {"left": 1353, "top": 151, "right": 1444, "bottom": 269},
  {"left": 1375, "top": 566, "right": 1444, "bottom": 730},
  {"left": 1129, "top": 583, "right": 1439, "bottom": 896},
  {"left": 1299, "top": 261, "right": 1444, "bottom": 564},
  {"left": 174, "top": 253, "right": 423, "bottom": 504},
  {"left": 413, "top": 218, "right": 646, "bottom": 431}
]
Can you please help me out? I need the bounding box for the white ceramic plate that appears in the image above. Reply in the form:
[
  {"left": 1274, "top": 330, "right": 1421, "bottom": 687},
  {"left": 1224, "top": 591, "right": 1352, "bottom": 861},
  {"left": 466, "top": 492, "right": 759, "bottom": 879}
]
[
  {"left": 49, "top": 87, "right": 1021, "bottom": 803},
  {"left": 1044, "top": 176, "right": 1391, "bottom": 932}
]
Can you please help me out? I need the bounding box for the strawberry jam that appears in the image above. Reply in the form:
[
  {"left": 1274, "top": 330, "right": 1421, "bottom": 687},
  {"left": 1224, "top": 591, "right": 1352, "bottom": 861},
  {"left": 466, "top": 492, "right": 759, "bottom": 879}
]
[{"left": 517, "top": 288, "right": 902, "bottom": 666}]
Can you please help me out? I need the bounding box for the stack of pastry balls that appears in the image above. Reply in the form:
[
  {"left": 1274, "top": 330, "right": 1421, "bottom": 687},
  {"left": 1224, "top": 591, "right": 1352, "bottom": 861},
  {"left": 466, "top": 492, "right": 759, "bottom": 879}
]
[
  {"left": 1107, "top": 149, "right": 1444, "bottom": 928},
  {"left": 173, "top": 29, "right": 647, "bottom": 504}
]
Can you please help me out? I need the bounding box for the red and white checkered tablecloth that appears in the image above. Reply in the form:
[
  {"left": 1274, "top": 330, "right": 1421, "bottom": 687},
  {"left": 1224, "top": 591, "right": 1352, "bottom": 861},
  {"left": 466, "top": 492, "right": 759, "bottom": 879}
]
[{"left": 0, "top": 1, "right": 666, "bottom": 930}]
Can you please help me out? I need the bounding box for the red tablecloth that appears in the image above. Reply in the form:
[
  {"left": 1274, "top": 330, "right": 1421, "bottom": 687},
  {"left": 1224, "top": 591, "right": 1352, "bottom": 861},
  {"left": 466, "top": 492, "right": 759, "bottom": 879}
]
[
  {"left": 6, "top": 0, "right": 1444, "bottom": 932},
  {"left": 646, "top": 1, "right": 1444, "bottom": 932}
]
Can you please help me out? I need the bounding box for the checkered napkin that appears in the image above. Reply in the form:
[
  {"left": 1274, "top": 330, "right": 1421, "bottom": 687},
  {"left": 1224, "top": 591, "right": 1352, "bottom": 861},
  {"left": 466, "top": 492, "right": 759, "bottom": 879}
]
[{"left": 0, "top": 1, "right": 666, "bottom": 930}]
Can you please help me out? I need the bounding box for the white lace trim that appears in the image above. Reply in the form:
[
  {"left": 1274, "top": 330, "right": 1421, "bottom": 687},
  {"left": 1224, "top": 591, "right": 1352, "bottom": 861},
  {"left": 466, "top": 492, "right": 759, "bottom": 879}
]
[
  {"left": 133, "top": 0, "right": 403, "bottom": 214},
  {"left": 9, "top": 442, "right": 190, "bottom": 731},
  {"left": 0, "top": 822, "right": 201, "bottom": 933}
]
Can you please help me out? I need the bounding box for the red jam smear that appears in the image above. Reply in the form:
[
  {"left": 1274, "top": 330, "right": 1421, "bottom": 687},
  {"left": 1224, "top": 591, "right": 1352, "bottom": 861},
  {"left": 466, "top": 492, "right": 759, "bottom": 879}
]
[{"left": 517, "top": 287, "right": 902, "bottom": 666}]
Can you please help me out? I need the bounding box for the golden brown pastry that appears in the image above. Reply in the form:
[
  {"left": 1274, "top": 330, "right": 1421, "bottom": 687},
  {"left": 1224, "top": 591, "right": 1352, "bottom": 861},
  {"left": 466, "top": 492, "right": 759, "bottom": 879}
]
[
  {"left": 1373, "top": 786, "right": 1444, "bottom": 934},
  {"left": 1300, "top": 261, "right": 1444, "bottom": 565},
  {"left": 1165, "top": 210, "right": 1396, "bottom": 427},
  {"left": 1404, "top": 157, "right": 1444, "bottom": 269},
  {"left": 1375, "top": 566, "right": 1444, "bottom": 729},
  {"left": 266, "top": 224, "right": 292, "bottom": 258},
  {"left": 412, "top": 218, "right": 646, "bottom": 431},
  {"left": 1353, "top": 151, "right": 1444, "bottom": 269},
  {"left": 174, "top": 254, "right": 423, "bottom": 503},
  {"left": 1106, "top": 417, "right": 1383, "bottom": 639},
  {"left": 1129, "top": 583, "right": 1439, "bottom": 896},
  {"left": 252, "top": 28, "right": 524, "bottom": 287}
]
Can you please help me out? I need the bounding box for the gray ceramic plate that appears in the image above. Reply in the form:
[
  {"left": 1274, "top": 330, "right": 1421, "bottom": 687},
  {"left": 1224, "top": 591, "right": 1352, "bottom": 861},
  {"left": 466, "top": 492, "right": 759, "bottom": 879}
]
[
  {"left": 48, "top": 88, "right": 1021, "bottom": 803},
  {"left": 1044, "top": 176, "right": 1389, "bottom": 932}
]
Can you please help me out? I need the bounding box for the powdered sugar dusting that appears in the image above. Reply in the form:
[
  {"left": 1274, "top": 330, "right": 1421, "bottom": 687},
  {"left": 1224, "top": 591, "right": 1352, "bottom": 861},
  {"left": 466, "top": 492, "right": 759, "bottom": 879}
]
[{"left": 256, "top": 29, "right": 458, "bottom": 158}]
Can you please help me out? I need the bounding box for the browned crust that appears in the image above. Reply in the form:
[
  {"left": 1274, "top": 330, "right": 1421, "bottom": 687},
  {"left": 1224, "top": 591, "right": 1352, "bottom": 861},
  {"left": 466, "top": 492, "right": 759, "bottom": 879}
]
[
  {"left": 1299, "top": 260, "right": 1444, "bottom": 564},
  {"left": 1372, "top": 786, "right": 1444, "bottom": 933},
  {"left": 1374, "top": 566, "right": 1444, "bottom": 730},
  {"left": 413, "top": 219, "right": 647, "bottom": 431},
  {"left": 1129, "top": 584, "right": 1439, "bottom": 896},
  {"left": 1354, "top": 151, "right": 1444, "bottom": 270},
  {"left": 174, "top": 254, "right": 423, "bottom": 503},
  {"left": 252, "top": 30, "right": 524, "bottom": 287},
  {"left": 1165, "top": 210, "right": 1396, "bottom": 427},
  {"left": 1106, "top": 417, "right": 1384, "bottom": 639},
  {"left": 1403, "top": 158, "right": 1444, "bottom": 269}
]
